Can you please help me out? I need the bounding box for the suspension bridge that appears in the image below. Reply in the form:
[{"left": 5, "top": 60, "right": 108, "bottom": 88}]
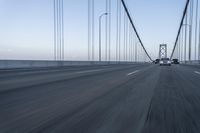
[{"left": 0, "top": 0, "right": 200, "bottom": 133}]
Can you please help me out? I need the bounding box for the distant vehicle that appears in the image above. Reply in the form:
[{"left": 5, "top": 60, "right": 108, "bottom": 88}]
[
  {"left": 172, "top": 59, "right": 179, "bottom": 64},
  {"left": 155, "top": 59, "right": 160, "bottom": 64},
  {"left": 159, "top": 58, "right": 171, "bottom": 66}
]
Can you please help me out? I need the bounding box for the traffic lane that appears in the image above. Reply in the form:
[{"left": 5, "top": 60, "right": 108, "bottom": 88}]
[
  {"left": 0, "top": 64, "right": 150, "bottom": 92},
  {"left": 172, "top": 64, "right": 200, "bottom": 88},
  {"left": 0, "top": 64, "right": 146, "bottom": 80},
  {"left": 180, "top": 64, "right": 200, "bottom": 70},
  {"left": 0, "top": 64, "right": 154, "bottom": 133},
  {"left": 0, "top": 64, "right": 150, "bottom": 107},
  {"left": 175, "top": 64, "right": 200, "bottom": 76},
  {"left": 142, "top": 65, "right": 200, "bottom": 133},
  {"left": 0, "top": 64, "right": 139, "bottom": 78},
  {"left": 0, "top": 64, "right": 149, "bottom": 92},
  {"left": 41, "top": 65, "right": 160, "bottom": 133},
  {"left": 0, "top": 64, "right": 117, "bottom": 73}
]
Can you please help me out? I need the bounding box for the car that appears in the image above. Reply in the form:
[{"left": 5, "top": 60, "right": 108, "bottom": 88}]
[
  {"left": 155, "top": 59, "right": 160, "bottom": 64},
  {"left": 159, "top": 58, "right": 171, "bottom": 66},
  {"left": 172, "top": 59, "right": 180, "bottom": 64}
]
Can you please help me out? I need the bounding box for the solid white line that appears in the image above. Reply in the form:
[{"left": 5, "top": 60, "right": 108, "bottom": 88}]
[
  {"left": 127, "top": 70, "right": 140, "bottom": 76},
  {"left": 76, "top": 69, "right": 103, "bottom": 74},
  {"left": 194, "top": 71, "right": 200, "bottom": 75}
]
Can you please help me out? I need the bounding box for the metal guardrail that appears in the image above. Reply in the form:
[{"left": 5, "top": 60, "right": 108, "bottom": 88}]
[{"left": 0, "top": 60, "right": 147, "bottom": 69}]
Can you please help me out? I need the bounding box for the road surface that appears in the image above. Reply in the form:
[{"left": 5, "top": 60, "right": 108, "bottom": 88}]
[{"left": 0, "top": 64, "right": 200, "bottom": 133}]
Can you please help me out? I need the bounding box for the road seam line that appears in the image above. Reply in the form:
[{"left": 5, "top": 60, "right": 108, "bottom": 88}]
[{"left": 127, "top": 70, "right": 140, "bottom": 76}]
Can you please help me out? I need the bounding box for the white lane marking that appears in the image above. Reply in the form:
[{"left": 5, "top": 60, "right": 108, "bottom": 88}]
[
  {"left": 127, "top": 70, "right": 140, "bottom": 76},
  {"left": 76, "top": 69, "right": 103, "bottom": 74},
  {"left": 194, "top": 71, "right": 200, "bottom": 75}
]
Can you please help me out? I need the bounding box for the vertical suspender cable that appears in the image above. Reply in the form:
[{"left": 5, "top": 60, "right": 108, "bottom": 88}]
[
  {"left": 189, "top": 0, "right": 193, "bottom": 61},
  {"left": 54, "top": 0, "right": 64, "bottom": 61},
  {"left": 105, "top": 0, "right": 108, "bottom": 61},
  {"left": 181, "top": 28, "right": 184, "bottom": 61},
  {"left": 58, "top": 0, "right": 61, "bottom": 60},
  {"left": 116, "top": 0, "right": 119, "bottom": 61},
  {"left": 126, "top": 12, "right": 128, "bottom": 61},
  {"left": 88, "top": 0, "right": 91, "bottom": 61},
  {"left": 130, "top": 29, "right": 132, "bottom": 62},
  {"left": 92, "top": 0, "right": 95, "bottom": 61},
  {"left": 54, "top": 0, "right": 57, "bottom": 60},
  {"left": 123, "top": 11, "right": 126, "bottom": 61},
  {"left": 199, "top": 16, "right": 200, "bottom": 60},
  {"left": 195, "top": 0, "right": 198, "bottom": 60},
  {"left": 133, "top": 33, "right": 135, "bottom": 62},
  {"left": 119, "top": 1, "right": 121, "bottom": 62},
  {"left": 60, "top": 0, "right": 62, "bottom": 60},
  {"left": 132, "top": 29, "right": 134, "bottom": 62},
  {"left": 180, "top": 30, "right": 181, "bottom": 61},
  {"left": 178, "top": 36, "right": 180, "bottom": 59},
  {"left": 129, "top": 23, "right": 131, "bottom": 61},
  {"left": 108, "top": 0, "right": 111, "bottom": 62},
  {"left": 184, "top": 12, "right": 188, "bottom": 61},
  {"left": 125, "top": 16, "right": 128, "bottom": 61},
  {"left": 61, "top": 0, "right": 64, "bottom": 60},
  {"left": 136, "top": 35, "right": 138, "bottom": 62},
  {"left": 56, "top": 0, "right": 59, "bottom": 60}
]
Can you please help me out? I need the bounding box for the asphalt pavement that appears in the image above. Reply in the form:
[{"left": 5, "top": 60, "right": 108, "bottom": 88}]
[{"left": 0, "top": 64, "right": 200, "bottom": 133}]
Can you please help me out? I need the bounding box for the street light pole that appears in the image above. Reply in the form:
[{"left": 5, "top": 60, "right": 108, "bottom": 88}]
[
  {"left": 99, "top": 13, "right": 108, "bottom": 62},
  {"left": 195, "top": 0, "right": 198, "bottom": 60},
  {"left": 188, "top": 0, "right": 194, "bottom": 62},
  {"left": 199, "top": 18, "right": 200, "bottom": 61}
]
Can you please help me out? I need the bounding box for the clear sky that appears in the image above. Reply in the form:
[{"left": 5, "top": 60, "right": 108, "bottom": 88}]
[
  {"left": 126, "top": 0, "right": 186, "bottom": 59},
  {"left": 0, "top": 0, "right": 187, "bottom": 60}
]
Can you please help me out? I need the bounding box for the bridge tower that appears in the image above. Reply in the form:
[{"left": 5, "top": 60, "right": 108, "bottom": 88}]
[{"left": 159, "top": 44, "right": 167, "bottom": 59}]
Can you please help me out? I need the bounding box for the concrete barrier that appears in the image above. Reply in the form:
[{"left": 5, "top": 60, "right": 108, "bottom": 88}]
[
  {"left": 0, "top": 60, "right": 142, "bottom": 69},
  {"left": 180, "top": 60, "right": 200, "bottom": 67}
]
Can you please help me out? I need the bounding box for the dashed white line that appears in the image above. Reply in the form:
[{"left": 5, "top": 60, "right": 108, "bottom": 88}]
[
  {"left": 194, "top": 71, "right": 200, "bottom": 75},
  {"left": 76, "top": 69, "right": 103, "bottom": 74},
  {"left": 127, "top": 70, "right": 140, "bottom": 76}
]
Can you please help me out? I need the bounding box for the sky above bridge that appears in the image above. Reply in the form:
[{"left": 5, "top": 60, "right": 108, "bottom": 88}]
[{"left": 0, "top": 0, "right": 186, "bottom": 60}]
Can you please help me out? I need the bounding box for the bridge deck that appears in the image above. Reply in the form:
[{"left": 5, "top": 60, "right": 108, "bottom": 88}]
[{"left": 0, "top": 64, "right": 200, "bottom": 133}]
